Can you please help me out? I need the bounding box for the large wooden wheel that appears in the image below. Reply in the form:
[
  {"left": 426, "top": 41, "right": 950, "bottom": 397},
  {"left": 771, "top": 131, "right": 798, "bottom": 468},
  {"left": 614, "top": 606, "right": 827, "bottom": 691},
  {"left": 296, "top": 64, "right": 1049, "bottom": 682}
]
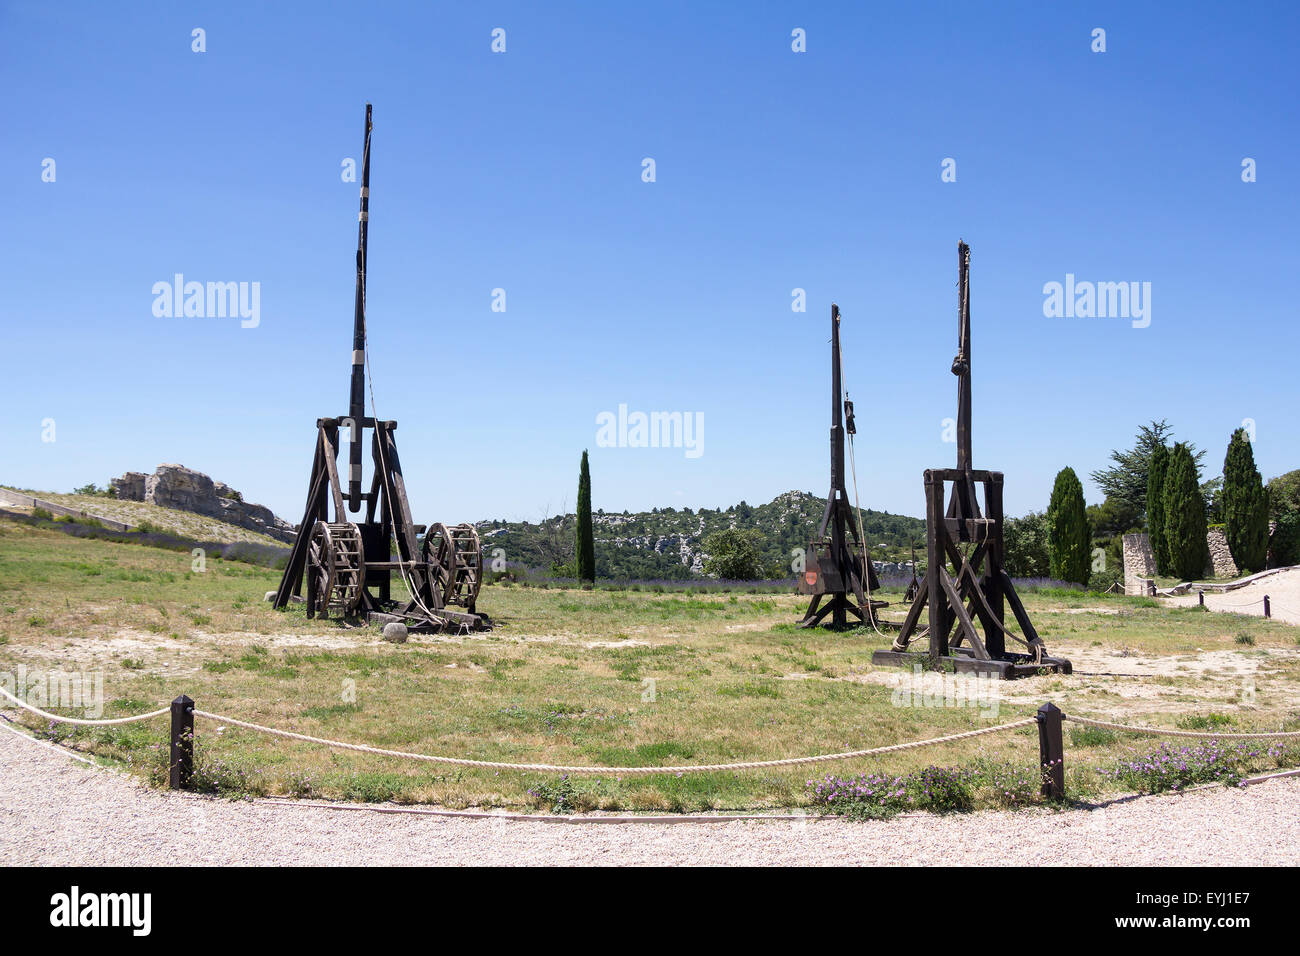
[
  {"left": 421, "top": 522, "right": 483, "bottom": 610},
  {"left": 307, "top": 521, "right": 365, "bottom": 618}
]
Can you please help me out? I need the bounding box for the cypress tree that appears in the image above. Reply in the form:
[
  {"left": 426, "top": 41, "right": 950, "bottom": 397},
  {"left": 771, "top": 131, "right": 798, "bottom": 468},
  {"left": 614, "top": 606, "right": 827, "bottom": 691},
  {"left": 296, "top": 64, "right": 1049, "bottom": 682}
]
[
  {"left": 1046, "top": 467, "right": 1092, "bottom": 585},
  {"left": 575, "top": 450, "right": 596, "bottom": 582},
  {"left": 1146, "top": 442, "right": 1170, "bottom": 576},
  {"left": 1221, "top": 429, "right": 1269, "bottom": 574},
  {"left": 1163, "top": 442, "right": 1208, "bottom": 580}
]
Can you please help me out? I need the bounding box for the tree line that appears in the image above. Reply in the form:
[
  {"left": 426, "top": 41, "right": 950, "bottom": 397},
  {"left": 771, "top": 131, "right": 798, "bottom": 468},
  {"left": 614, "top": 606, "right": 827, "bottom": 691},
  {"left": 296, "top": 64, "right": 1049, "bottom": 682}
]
[
  {"left": 1005, "top": 420, "right": 1294, "bottom": 588},
  {"left": 562, "top": 425, "right": 1296, "bottom": 586}
]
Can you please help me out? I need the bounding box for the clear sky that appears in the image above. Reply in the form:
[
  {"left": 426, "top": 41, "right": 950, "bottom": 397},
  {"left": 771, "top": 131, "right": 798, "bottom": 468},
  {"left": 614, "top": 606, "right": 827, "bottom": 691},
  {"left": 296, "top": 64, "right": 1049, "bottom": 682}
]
[{"left": 3, "top": 1, "right": 1297, "bottom": 524}]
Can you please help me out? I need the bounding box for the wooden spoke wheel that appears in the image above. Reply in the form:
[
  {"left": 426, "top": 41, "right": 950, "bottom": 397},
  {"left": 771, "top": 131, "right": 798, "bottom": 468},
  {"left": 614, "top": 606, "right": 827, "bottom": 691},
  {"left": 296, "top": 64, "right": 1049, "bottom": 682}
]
[
  {"left": 307, "top": 521, "right": 365, "bottom": 618},
  {"left": 421, "top": 521, "right": 483, "bottom": 610}
]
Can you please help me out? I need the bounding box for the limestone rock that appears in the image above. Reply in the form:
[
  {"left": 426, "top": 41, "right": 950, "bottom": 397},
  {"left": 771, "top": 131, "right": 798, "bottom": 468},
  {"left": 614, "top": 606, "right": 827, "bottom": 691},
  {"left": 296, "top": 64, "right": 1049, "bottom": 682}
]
[
  {"left": 110, "top": 463, "right": 295, "bottom": 543},
  {"left": 382, "top": 622, "right": 409, "bottom": 643},
  {"left": 110, "top": 472, "right": 147, "bottom": 501}
]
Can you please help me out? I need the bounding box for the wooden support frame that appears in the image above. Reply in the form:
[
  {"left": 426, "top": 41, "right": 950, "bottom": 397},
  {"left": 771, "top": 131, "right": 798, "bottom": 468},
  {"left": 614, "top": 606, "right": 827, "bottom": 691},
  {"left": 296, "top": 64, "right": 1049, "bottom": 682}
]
[
  {"left": 797, "top": 304, "right": 888, "bottom": 630},
  {"left": 272, "top": 417, "right": 486, "bottom": 633},
  {"left": 272, "top": 104, "right": 486, "bottom": 635},
  {"left": 870, "top": 242, "right": 1068, "bottom": 679}
]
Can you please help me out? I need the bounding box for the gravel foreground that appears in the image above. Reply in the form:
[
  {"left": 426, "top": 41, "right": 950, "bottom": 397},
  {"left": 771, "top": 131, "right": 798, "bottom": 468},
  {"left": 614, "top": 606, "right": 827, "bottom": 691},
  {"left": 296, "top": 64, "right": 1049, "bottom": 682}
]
[{"left": 3, "top": 723, "right": 1299, "bottom": 866}]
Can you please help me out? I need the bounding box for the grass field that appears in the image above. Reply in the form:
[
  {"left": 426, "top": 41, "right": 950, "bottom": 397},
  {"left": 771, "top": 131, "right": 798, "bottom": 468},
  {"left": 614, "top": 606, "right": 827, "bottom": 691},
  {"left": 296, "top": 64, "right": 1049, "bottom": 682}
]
[{"left": 2, "top": 518, "right": 1299, "bottom": 814}]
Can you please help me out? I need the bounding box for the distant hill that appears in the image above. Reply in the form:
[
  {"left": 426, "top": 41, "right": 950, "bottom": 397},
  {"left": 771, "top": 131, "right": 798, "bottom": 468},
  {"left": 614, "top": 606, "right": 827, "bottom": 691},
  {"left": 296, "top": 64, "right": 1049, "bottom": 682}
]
[
  {"left": 0, "top": 486, "right": 285, "bottom": 547},
  {"left": 476, "top": 490, "right": 925, "bottom": 580}
]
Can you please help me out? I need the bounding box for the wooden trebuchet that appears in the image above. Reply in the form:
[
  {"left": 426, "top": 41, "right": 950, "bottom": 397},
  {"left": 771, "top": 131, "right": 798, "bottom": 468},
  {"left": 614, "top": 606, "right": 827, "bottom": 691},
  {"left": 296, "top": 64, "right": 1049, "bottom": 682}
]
[
  {"left": 797, "top": 304, "right": 888, "bottom": 629},
  {"left": 870, "top": 242, "right": 1070, "bottom": 678},
  {"left": 272, "top": 104, "right": 487, "bottom": 634}
]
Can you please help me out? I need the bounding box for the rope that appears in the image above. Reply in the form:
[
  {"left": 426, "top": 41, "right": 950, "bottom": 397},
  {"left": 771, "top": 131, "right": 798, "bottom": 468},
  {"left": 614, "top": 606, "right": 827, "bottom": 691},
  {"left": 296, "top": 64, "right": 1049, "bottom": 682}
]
[
  {"left": 838, "top": 333, "right": 888, "bottom": 640},
  {"left": 0, "top": 684, "right": 169, "bottom": 726},
  {"left": 846, "top": 429, "right": 889, "bottom": 640},
  {"left": 1206, "top": 596, "right": 1265, "bottom": 609},
  {"left": 354, "top": 116, "right": 444, "bottom": 628},
  {"left": 1063, "top": 713, "right": 1300, "bottom": 740},
  {"left": 191, "top": 709, "right": 1036, "bottom": 775}
]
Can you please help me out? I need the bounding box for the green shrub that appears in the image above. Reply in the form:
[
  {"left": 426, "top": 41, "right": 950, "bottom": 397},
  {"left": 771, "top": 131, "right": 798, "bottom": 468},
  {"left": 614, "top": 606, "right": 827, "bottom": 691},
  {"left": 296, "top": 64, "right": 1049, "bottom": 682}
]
[
  {"left": 1164, "top": 442, "right": 1208, "bottom": 580},
  {"left": 1222, "top": 429, "right": 1269, "bottom": 573},
  {"left": 1004, "top": 511, "right": 1050, "bottom": 577},
  {"left": 1270, "top": 512, "right": 1300, "bottom": 567},
  {"left": 1147, "top": 442, "right": 1170, "bottom": 575},
  {"left": 575, "top": 450, "right": 595, "bottom": 583},
  {"left": 702, "top": 527, "right": 764, "bottom": 580},
  {"left": 1070, "top": 724, "right": 1118, "bottom": 747},
  {"left": 1047, "top": 467, "right": 1091, "bottom": 585}
]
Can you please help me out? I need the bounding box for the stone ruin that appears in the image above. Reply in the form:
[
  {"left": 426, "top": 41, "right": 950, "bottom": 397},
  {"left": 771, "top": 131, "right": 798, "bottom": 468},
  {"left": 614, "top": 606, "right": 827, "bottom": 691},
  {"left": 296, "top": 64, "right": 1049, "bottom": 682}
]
[
  {"left": 1204, "top": 528, "right": 1240, "bottom": 579},
  {"left": 1121, "top": 532, "right": 1157, "bottom": 594},
  {"left": 110, "top": 464, "right": 295, "bottom": 543},
  {"left": 1123, "top": 529, "right": 1242, "bottom": 593}
]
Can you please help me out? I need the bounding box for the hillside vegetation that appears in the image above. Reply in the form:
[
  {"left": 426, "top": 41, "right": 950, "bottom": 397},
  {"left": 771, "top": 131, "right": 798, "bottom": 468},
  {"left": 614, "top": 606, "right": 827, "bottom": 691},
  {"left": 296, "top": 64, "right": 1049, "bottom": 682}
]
[{"left": 478, "top": 490, "right": 926, "bottom": 580}]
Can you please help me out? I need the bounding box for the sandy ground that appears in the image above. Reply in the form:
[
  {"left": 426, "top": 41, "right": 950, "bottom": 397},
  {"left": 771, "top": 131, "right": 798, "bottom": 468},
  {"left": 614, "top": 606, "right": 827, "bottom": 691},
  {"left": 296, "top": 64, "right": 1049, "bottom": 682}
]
[
  {"left": 1165, "top": 568, "right": 1300, "bottom": 626},
  {"left": 3, "top": 718, "right": 1299, "bottom": 866}
]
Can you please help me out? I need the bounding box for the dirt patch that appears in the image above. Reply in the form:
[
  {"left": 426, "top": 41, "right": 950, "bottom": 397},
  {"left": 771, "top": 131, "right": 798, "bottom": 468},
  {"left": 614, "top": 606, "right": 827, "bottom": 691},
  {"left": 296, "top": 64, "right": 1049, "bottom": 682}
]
[
  {"left": 1165, "top": 568, "right": 1300, "bottom": 626},
  {"left": 844, "top": 644, "right": 1300, "bottom": 719}
]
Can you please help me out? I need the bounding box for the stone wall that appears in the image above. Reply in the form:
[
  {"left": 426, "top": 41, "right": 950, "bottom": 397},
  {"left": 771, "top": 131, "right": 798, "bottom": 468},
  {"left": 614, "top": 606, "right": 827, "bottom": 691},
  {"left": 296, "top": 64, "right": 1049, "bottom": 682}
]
[
  {"left": 1124, "top": 528, "right": 1245, "bottom": 590},
  {"left": 1122, "top": 532, "right": 1156, "bottom": 594},
  {"left": 0, "top": 488, "right": 133, "bottom": 532},
  {"left": 1205, "top": 527, "right": 1240, "bottom": 579},
  {"left": 111, "top": 464, "right": 294, "bottom": 542}
]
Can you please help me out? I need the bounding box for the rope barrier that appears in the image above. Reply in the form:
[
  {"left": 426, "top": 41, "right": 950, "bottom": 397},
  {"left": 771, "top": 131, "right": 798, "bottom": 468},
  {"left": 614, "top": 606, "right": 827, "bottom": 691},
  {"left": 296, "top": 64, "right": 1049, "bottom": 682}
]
[
  {"left": 1063, "top": 713, "right": 1300, "bottom": 740},
  {"left": 8, "top": 677, "right": 1298, "bottom": 778},
  {"left": 190, "top": 710, "right": 1037, "bottom": 774},
  {"left": 0, "top": 684, "right": 169, "bottom": 726},
  {"left": 1205, "top": 596, "right": 1265, "bottom": 609}
]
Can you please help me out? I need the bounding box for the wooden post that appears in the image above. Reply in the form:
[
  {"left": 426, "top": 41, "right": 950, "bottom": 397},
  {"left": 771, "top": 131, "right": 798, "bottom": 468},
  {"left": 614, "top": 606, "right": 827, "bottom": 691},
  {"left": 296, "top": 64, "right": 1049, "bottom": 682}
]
[
  {"left": 924, "top": 471, "right": 946, "bottom": 662},
  {"left": 1264, "top": 595, "right": 1271, "bottom": 618},
  {"left": 169, "top": 695, "right": 194, "bottom": 790},
  {"left": 1198, "top": 590, "right": 1205, "bottom": 607},
  {"left": 983, "top": 473, "right": 1006, "bottom": 657},
  {"left": 1037, "top": 702, "right": 1065, "bottom": 800}
]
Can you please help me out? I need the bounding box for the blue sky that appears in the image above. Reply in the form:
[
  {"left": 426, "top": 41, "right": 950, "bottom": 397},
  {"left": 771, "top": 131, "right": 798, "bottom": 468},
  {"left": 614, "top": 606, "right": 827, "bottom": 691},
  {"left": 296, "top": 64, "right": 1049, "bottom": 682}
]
[{"left": 3, "top": 1, "right": 1297, "bottom": 524}]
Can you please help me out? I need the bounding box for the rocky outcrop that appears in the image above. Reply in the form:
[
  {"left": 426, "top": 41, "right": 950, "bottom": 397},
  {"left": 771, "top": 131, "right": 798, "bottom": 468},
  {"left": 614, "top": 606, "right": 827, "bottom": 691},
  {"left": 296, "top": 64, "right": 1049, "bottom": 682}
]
[
  {"left": 111, "top": 464, "right": 294, "bottom": 542},
  {"left": 110, "top": 472, "right": 147, "bottom": 501}
]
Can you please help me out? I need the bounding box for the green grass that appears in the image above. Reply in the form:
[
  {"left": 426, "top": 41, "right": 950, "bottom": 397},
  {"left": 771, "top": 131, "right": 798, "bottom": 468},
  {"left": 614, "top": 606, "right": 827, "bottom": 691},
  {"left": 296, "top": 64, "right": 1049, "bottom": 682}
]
[{"left": 2, "top": 519, "right": 1299, "bottom": 813}]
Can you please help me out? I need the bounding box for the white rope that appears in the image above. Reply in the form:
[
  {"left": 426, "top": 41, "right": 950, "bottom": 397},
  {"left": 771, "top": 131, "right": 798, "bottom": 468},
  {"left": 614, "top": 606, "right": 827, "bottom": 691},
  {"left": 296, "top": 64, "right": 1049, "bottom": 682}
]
[
  {"left": 1208, "top": 596, "right": 1265, "bottom": 609},
  {"left": 0, "top": 684, "right": 169, "bottom": 726},
  {"left": 1064, "top": 713, "right": 1300, "bottom": 740},
  {"left": 192, "top": 709, "right": 1036, "bottom": 775}
]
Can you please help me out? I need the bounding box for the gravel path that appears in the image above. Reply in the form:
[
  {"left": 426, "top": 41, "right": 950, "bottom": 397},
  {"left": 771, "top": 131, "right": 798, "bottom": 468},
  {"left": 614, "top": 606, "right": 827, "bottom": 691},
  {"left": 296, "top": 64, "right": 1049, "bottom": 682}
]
[
  {"left": 1165, "top": 567, "right": 1300, "bottom": 626},
  {"left": 3, "top": 722, "right": 1299, "bottom": 866}
]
